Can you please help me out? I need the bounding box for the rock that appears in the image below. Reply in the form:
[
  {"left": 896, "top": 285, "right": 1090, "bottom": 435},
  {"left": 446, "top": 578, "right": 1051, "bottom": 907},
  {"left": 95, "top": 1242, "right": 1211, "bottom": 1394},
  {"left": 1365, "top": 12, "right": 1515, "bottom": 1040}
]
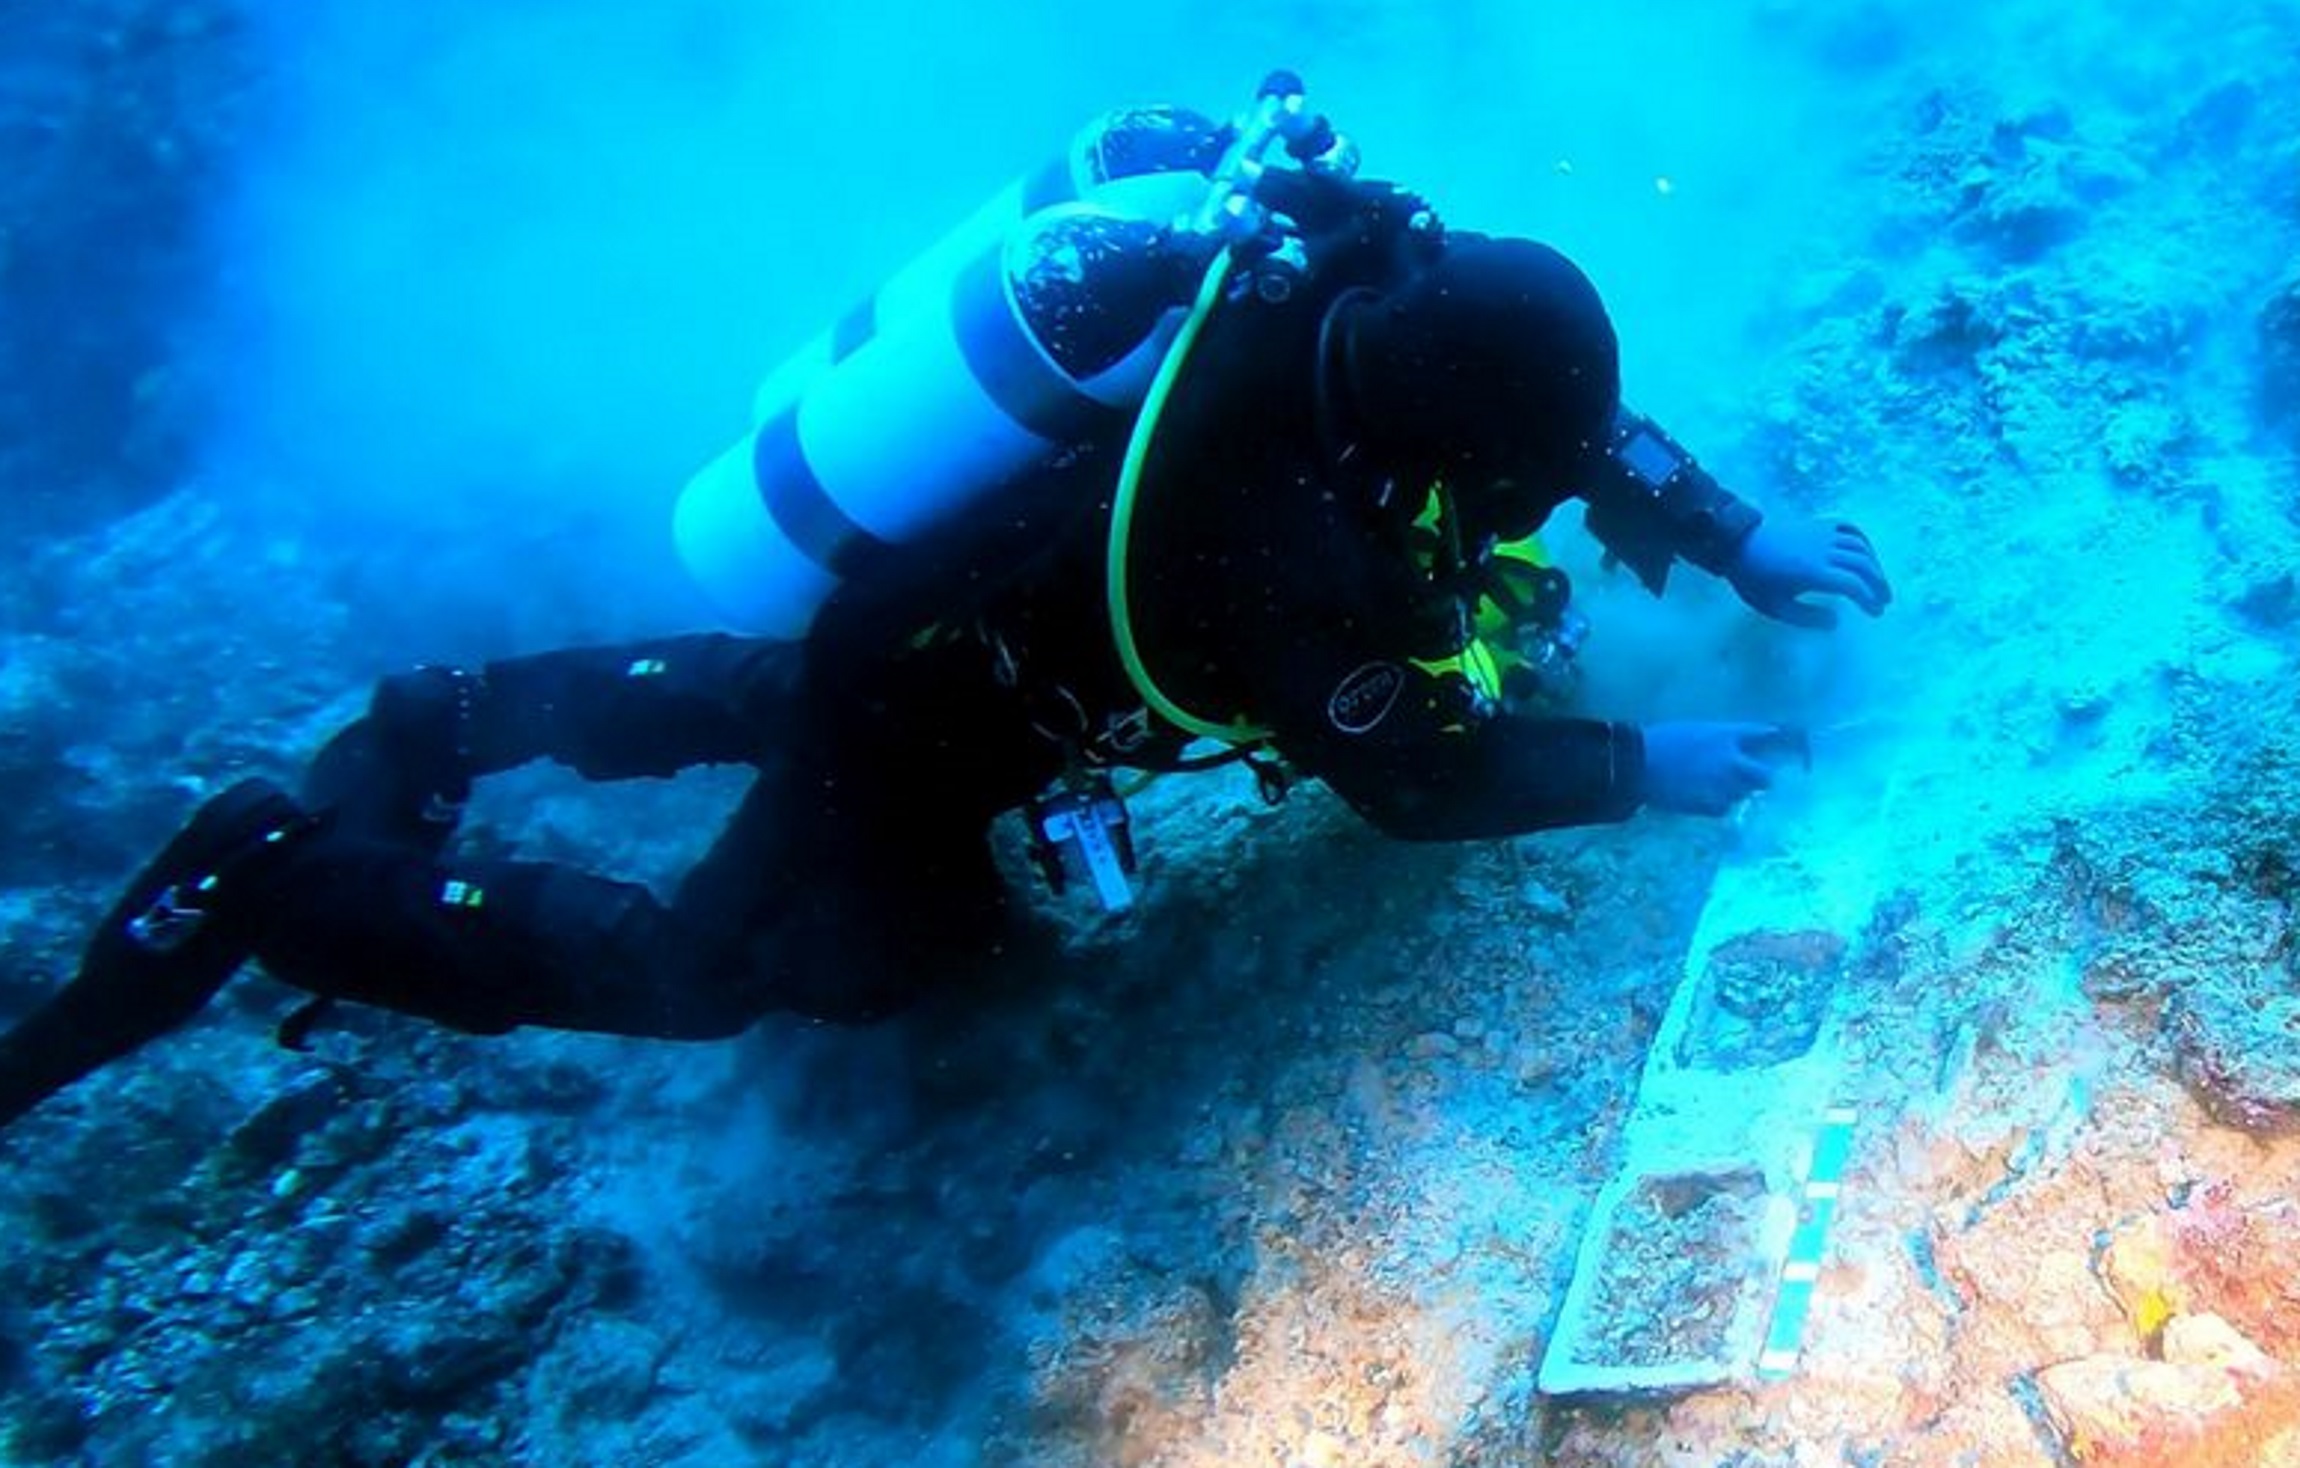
[
  {"left": 220, "top": 1068, "right": 350, "bottom": 1177},
  {"left": 2039, "top": 1309, "right": 2300, "bottom": 1468},
  {"left": 1520, "top": 879, "right": 1572, "bottom": 925},
  {"left": 2058, "top": 686, "right": 2113, "bottom": 726},
  {"left": 464, "top": 1056, "right": 609, "bottom": 1116},
  {"left": 724, "top": 1341, "right": 838, "bottom": 1439},
  {"left": 5, "top": 1390, "right": 94, "bottom": 1461},
  {"left": 2163, "top": 1313, "right": 2275, "bottom": 1377},
  {"left": 2175, "top": 81, "right": 2258, "bottom": 153},
  {"left": 2234, "top": 573, "right": 2299, "bottom": 630},
  {"left": 2037, "top": 1354, "right": 2249, "bottom": 1461},
  {"left": 2099, "top": 1215, "right": 2182, "bottom": 1344},
  {"left": 360, "top": 1205, "right": 454, "bottom": 1268},
  {"left": 1953, "top": 147, "right": 2085, "bottom": 262},
  {"left": 2167, "top": 966, "right": 2300, "bottom": 1135},
  {"left": 1885, "top": 277, "right": 2004, "bottom": 371},
  {"left": 1408, "top": 1033, "right": 1461, "bottom": 1061},
  {"left": 2162, "top": 1185, "right": 2300, "bottom": 1358},
  {"left": 546, "top": 1319, "right": 665, "bottom": 1421},
  {"left": 2100, "top": 400, "right": 2190, "bottom": 485},
  {"left": 2260, "top": 279, "right": 2300, "bottom": 429},
  {"left": 369, "top": 1313, "right": 526, "bottom": 1407}
]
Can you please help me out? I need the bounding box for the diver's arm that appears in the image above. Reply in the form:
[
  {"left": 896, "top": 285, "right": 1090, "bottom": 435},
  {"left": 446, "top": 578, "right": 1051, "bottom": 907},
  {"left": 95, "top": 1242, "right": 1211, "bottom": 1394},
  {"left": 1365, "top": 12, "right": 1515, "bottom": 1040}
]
[
  {"left": 1253, "top": 646, "right": 1647, "bottom": 840},
  {"left": 1202, "top": 468, "right": 1647, "bottom": 838},
  {"left": 1578, "top": 405, "right": 1763, "bottom": 595},
  {"left": 1319, "top": 704, "right": 1647, "bottom": 841}
]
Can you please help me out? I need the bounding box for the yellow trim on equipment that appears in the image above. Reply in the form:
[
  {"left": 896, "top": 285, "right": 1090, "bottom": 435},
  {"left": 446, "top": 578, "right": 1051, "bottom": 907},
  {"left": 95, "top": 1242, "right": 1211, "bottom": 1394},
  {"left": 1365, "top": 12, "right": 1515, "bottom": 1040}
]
[
  {"left": 1106, "top": 246, "right": 1274, "bottom": 745},
  {"left": 1107, "top": 292, "right": 1568, "bottom": 747}
]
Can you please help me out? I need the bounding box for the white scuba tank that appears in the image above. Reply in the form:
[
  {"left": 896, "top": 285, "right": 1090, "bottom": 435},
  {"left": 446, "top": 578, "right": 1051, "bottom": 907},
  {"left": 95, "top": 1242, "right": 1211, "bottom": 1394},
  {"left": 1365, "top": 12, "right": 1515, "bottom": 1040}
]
[{"left": 674, "top": 106, "right": 1229, "bottom": 639}]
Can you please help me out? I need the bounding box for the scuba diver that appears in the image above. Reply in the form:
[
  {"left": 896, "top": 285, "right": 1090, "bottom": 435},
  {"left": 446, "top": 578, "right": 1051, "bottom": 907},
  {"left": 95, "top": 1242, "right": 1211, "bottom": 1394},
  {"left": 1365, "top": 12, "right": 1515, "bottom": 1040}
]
[{"left": 0, "top": 77, "right": 1890, "bottom": 1131}]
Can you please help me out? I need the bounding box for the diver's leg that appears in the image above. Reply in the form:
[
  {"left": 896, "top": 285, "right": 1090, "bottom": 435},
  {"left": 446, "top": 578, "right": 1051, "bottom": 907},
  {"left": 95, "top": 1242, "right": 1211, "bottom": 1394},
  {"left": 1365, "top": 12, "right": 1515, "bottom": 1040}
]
[
  {"left": 0, "top": 783, "right": 1018, "bottom": 1129},
  {"left": 0, "top": 631, "right": 1048, "bottom": 1126},
  {"left": 305, "top": 633, "right": 805, "bottom": 849},
  {"left": 659, "top": 753, "right": 1026, "bottom": 1024},
  {"left": 0, "top": 635, "right": 802, "bottom": 1128},
  {"left": 274, "top": 624, "right": 1054, "bottom": 1029},
  {"left": 446, "top": 633, "right": 805, "bottom": 778},
  {"left": 246, "top": 746, "right": 1023, "bottom": 1036},
  {"left": 0, "top": 767, "right": 812, "bottom": 1135},
  {"left": 244, "top": 838, "right": 758, "bottom": 1040},
  {"left": 0, "top": 780, "right": 313, "bottom": 1130}
]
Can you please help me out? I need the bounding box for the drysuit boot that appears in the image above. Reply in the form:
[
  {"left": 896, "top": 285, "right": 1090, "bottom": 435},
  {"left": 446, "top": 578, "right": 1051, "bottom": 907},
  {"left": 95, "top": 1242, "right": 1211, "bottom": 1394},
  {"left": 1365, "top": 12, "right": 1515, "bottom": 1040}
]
[{"left": 0, "top": 779, "right": 314, "bottom": 1130}]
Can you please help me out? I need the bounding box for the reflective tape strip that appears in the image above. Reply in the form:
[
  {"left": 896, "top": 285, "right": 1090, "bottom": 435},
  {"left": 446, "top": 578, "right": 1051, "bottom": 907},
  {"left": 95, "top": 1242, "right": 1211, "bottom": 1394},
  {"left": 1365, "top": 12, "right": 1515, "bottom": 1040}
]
[{"left": 1758, "top": 1106, "right": 1860, "bottom": 1381}]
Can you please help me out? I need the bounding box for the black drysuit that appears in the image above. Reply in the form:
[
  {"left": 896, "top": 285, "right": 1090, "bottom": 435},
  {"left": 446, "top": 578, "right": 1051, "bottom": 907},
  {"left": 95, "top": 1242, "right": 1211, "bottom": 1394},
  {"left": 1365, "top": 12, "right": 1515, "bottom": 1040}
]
[{"left": 0, "top": 222, "right": 1757, "bottom": 1121}]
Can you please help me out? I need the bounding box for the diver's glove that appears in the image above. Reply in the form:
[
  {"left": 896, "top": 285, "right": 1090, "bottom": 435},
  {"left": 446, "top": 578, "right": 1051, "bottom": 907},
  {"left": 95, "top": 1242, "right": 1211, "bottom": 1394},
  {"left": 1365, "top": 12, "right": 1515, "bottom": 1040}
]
[
  {"left": 1638, "top": 721, "right": 1783, "bottom": 816},
  {"left": 1724, "top": 517, "right": 1893, "bottom": 629}
]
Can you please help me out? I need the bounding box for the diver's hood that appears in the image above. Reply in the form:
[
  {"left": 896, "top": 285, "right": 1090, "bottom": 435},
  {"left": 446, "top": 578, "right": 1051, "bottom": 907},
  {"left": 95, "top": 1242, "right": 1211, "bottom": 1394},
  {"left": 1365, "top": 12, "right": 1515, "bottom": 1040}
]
[{"left": 1331, "top": 235, "right": 1622, "bottom": 540}]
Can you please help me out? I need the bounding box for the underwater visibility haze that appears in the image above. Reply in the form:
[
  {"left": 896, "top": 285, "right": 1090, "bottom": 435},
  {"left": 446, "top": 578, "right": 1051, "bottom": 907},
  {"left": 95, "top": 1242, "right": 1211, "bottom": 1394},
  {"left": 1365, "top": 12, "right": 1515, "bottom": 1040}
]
[{"left": 2, "top": 0, "right": 2299, "bottom": 1463}]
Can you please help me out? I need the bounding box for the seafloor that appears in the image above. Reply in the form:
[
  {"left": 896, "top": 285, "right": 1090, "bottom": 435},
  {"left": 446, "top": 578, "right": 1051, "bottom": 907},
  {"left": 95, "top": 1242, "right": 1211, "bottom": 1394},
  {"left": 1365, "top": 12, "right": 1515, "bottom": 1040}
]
[{"left": 4, "top": 2, "right": 2300, "bottom": 1465}]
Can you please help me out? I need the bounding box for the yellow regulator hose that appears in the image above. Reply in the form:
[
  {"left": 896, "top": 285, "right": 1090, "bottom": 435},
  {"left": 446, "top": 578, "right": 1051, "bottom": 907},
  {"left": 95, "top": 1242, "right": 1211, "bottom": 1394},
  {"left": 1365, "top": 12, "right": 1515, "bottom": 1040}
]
[{"left": 1106, "top": 244, "right": 1274, "bottom": 746}]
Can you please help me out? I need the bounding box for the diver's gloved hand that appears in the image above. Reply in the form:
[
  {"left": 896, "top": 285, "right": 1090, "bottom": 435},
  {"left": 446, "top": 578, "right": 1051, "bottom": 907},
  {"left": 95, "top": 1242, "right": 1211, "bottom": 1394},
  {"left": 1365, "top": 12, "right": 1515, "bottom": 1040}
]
[
  {"left": 1723, "top": 516, "right": 1893, "bottom": 629},
  {"left": 1638, "top": 721, "right": 1782, "bottom": 816}
]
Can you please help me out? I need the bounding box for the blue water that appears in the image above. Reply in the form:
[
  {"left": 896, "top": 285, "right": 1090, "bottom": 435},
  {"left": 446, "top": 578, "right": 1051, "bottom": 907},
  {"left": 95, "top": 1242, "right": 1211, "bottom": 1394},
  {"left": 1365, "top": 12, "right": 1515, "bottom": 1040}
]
[
  {"left": 208, "top": 2, "right": 1875, "bottom": 610},
  {"left": 4, "top": 0, "right": 2299, "bottom": 1463}
]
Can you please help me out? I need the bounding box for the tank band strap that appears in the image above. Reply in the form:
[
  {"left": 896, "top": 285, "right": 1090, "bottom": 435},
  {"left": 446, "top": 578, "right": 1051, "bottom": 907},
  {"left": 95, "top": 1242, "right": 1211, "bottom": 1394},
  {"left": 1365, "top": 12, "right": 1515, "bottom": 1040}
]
[{"left": 752, "top": 407, "right": 893, "bottom": 580}]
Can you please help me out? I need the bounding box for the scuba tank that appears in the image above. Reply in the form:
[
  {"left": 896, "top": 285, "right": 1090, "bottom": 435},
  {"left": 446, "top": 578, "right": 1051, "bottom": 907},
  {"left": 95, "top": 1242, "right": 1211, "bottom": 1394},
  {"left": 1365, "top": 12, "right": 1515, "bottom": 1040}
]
[
  {"left": 673, "top": 77, "right": 1356, "bottom": 640},
  {"left": 743, "top": 106, "right": 1231, "bottom": 428}
]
